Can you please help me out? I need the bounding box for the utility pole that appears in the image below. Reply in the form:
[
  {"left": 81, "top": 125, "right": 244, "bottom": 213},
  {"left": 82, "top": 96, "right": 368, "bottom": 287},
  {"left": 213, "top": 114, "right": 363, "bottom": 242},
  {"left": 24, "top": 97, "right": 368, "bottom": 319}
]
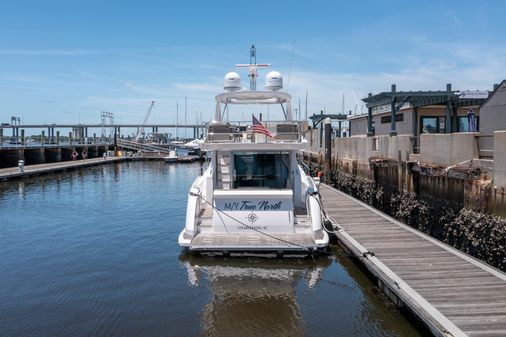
[
  {"left": 298, "top": 98, "right": 301, "bottom": 121},
  {"left": 200, "top": 111, "right": 203, "bottom": 138},
  {"left": 305, "top": 90, "right": 308, "bottom": 121},
  {"left": 184, "top": 96, "right": 187, "bottom": 140},
  {"left": 341, "top": 93, "right": 345, "bottom": 115}
]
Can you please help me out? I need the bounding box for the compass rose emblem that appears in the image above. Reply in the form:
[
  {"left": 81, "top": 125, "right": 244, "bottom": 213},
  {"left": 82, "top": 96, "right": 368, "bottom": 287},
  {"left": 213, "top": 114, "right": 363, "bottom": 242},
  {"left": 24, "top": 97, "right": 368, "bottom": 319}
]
[{"left": 247, "top": 212, "right": 258, "bottom": 223}]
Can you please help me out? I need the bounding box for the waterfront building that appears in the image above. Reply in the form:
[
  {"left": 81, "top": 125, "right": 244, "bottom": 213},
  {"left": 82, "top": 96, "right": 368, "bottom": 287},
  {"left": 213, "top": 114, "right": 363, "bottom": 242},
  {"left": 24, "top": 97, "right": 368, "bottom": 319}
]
[
  {"left": 348, "top": 84, "right": 490, "bottom": 147},
  {"left": 479, "top": 80, "right": 506, "bottom": 154}
]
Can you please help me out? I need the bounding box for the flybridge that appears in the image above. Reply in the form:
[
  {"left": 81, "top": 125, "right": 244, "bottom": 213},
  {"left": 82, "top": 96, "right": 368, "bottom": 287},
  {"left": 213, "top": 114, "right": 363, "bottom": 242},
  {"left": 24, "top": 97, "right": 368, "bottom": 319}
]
[
  {"left": 208, "top": 46, "right": 300, "bottom": 144},
  {"left": 217, "top": 45, "right": 289, "bottom": 122},
  {"left": 214, "top": 91, "right": 293, "bottom": 121}
]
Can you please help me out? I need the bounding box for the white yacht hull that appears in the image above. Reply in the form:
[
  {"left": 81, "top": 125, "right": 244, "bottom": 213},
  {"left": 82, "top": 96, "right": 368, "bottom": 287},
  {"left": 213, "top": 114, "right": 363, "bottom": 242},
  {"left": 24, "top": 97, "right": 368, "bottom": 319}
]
[
  {"left": 179, "top": 181, "right": 330, "bottom": 255},
  {"left": 178, "top": 230, "right": 330, "bottom": 256}
]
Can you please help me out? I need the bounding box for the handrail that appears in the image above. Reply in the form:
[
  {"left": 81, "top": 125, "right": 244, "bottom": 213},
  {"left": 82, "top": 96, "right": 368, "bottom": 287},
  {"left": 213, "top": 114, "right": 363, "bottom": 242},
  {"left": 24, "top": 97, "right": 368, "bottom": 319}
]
[{"left": 116, "top": 139, "right": 173, "bottom": 153}]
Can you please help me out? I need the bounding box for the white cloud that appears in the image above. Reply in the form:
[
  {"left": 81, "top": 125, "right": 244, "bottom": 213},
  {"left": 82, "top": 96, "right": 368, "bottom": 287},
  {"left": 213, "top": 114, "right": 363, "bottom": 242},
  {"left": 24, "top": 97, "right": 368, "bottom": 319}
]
[
  {"left": 172, "top": 81, "right": 220, "bottom": 93},
  {"left": 2, "top": 38, "right": 504, "bottom": 125},
  {"left": 285, "top": 41, "right": 506, "bottom": 116},
  {"left": 0, "top": 49, "right": 98, "bottom": 56},
  {"left": 447, "top": 10, "right": 462, "bottom": 25}
]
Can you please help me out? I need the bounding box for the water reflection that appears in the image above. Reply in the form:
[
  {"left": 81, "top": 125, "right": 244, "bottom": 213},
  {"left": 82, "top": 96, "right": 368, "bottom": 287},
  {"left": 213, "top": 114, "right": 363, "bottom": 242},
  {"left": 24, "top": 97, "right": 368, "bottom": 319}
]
[{"left": 180, "top": 255, "right": 331, "bottom": 337}]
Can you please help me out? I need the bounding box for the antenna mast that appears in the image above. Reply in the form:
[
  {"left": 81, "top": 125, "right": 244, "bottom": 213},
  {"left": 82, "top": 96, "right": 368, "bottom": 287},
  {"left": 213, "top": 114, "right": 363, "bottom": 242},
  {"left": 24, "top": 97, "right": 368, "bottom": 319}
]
[{"left": 236, "top": 45, "right": 270, "bottom": 91}]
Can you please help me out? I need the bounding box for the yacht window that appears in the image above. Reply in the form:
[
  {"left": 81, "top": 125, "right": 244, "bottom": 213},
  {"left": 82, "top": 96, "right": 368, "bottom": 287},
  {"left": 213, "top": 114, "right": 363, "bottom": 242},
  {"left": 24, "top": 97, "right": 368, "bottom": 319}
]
[{"left": 233, "top": 152, "right": 290, "bottom": 189}]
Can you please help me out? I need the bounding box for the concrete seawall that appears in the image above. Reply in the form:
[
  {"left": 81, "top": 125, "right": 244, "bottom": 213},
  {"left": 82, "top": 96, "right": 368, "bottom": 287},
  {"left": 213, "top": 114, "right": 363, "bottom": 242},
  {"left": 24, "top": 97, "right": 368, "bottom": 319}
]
[
  {"left": 305, "top": 128, "right": 505, "bottom": 216},
  {"left": 0, "top": 145, "right": 112, "bottom": 169}
]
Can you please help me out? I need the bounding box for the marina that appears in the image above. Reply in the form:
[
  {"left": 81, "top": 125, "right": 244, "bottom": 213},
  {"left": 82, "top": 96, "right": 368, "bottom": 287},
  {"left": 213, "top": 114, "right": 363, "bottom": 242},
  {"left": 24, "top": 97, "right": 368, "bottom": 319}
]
[
  {"left": 0, "top": 161, "right": 423, "bottom": 337},
  {"left": 2, "top": 1, "right": 506, "bottom": 335},
  {"left": 4, "top": 153, "right": 504, "bottom": 332},
  {"left": 1, "top": 46, "right": 505, "bottom": 336}
]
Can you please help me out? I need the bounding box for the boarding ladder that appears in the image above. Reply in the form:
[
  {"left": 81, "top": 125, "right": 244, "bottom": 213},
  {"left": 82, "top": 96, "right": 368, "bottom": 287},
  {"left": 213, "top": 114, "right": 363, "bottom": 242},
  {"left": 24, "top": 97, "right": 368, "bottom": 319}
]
[{"left": 216, "top": 151, "right": 231, "bottom": 190}]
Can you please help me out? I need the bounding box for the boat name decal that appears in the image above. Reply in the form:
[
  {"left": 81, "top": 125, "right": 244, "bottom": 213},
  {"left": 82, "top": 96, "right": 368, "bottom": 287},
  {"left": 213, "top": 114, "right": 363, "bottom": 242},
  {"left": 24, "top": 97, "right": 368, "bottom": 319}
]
[{"left": 223, "top": 200, "right": 282, "bottom": 211}]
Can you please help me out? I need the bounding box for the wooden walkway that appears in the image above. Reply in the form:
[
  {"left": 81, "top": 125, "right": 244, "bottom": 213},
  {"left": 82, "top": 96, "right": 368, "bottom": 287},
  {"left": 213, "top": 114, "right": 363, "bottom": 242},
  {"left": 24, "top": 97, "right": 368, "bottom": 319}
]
[
  {"left": 0, "top": 155, "right": 202, "bottom": 181},
  {"left": 0, "top": 157, "right": 125, "bottom": 181},
  {"left": 319, "top": 184, "right": 506, "bottom": 337}
]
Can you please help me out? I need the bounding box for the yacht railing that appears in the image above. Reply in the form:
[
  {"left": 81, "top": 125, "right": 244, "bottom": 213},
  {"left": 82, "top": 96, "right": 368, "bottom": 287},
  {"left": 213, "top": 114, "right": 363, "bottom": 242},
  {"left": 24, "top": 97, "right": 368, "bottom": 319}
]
[{"left": 206, "top": 120, "right": 303, "bottom": 143}]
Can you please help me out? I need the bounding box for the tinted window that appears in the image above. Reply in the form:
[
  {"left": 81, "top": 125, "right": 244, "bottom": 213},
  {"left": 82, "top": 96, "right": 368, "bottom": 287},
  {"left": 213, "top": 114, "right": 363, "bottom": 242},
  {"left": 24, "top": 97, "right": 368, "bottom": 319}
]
[{"left": 233, "top": 152, "right": 290, "bottom": 189}]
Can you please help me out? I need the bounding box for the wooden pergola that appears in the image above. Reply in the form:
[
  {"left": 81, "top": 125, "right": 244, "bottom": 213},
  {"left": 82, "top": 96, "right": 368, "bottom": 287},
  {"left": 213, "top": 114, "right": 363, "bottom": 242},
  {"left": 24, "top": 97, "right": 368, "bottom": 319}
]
[{"left": 362, "top": 84, "right": 486, "bottom": 137}]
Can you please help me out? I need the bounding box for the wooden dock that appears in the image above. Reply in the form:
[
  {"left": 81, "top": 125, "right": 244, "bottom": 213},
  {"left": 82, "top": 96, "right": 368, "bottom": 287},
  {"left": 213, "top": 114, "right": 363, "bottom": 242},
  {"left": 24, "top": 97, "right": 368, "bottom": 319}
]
[
  {"left": 0, "top": 155, "right": 203, "bottom": 181},
  {"left": 0, "top": 157, "right": 125, "bottom": 181},
  {"left": 319, "top": 183, "right": 506, "bottom": 337}
]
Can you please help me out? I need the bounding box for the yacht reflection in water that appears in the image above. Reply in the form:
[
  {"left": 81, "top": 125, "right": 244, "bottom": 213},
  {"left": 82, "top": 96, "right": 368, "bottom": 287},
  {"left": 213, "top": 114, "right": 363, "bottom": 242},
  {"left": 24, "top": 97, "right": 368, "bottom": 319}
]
[{"left": 180, "top": 255, "right": 332, "bottom": 337}]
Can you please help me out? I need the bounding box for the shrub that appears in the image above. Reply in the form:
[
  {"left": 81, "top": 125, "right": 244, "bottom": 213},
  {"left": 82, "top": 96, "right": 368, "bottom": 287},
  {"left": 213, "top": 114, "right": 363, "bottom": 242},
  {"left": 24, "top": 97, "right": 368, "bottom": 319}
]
[{"left": 319, "top": 167, "right": 506, "bottom": 271}]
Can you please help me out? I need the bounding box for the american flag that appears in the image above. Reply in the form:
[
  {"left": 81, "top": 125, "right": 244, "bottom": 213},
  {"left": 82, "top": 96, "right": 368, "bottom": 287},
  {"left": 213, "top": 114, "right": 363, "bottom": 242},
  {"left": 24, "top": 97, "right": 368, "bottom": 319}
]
[{"left": 252, "top": 115, "right": 273, "bottom": 138}]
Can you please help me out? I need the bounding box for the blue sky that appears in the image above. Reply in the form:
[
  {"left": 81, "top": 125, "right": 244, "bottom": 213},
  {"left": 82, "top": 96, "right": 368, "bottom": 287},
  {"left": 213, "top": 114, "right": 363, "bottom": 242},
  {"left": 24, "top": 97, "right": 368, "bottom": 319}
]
[{"left": 0, "top": 0, "right": 505, "bottom": 128}]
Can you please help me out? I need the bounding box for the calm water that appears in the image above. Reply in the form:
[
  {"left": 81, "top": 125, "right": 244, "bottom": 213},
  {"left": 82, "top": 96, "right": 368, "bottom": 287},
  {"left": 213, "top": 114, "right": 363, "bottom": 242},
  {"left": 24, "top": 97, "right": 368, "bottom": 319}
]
[{"left": 0, "top": 162, "right": 423, "bottom": 337}]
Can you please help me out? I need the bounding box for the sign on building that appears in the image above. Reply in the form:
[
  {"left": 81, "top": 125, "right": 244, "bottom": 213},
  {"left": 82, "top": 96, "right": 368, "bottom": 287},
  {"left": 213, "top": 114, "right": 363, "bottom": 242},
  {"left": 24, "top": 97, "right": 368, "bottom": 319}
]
[{"left": 458, "top": 90, "right": 489, "bottom": 99}]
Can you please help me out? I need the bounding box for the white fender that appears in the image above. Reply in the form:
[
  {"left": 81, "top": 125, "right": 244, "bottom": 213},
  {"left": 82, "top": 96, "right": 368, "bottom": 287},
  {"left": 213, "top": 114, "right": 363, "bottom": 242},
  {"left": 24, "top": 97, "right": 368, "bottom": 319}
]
[
  {"left": 307, "top": 195, "right": 322, "bottom": 231},
  {"left": 184, "top": 190, "right": 200, "bottom": 236}
]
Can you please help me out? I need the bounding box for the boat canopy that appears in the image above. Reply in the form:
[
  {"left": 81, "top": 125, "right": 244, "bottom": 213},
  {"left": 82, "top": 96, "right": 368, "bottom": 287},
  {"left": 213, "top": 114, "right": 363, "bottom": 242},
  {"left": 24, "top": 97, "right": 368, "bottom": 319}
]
[{"left": 215, "top": 91, "right": 293, "bottom": 121}]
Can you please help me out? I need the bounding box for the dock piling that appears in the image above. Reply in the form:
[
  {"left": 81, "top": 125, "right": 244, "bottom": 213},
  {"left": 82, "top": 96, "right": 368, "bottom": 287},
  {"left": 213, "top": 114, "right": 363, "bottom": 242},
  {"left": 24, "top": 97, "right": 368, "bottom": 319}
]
[{"left": 324, "top": 118, "right": 332, "bottom": 170}]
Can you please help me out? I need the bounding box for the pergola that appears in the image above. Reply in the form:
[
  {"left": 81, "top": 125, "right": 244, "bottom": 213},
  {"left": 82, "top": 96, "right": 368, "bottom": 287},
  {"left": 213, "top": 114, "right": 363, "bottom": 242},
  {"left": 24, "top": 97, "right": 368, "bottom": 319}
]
[
  {"left": 309, "top": 112, "right": 348, "bottom": 128},
  {"left": 362, "top": 84, "right": 486, "bottom": 137},
  {"left": 309, "top": 112, "right": 349, "bottom": 144}
]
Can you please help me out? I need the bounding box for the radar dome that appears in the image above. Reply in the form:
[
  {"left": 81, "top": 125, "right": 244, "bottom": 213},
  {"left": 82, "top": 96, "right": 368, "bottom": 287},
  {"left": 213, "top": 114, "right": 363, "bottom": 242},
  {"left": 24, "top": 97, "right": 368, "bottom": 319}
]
[
  {"left": 265, "top": 71, "right": 283, "bottom": 91},
  {"left": 224, "top": 72, "right": 241, "bottom": 91}
]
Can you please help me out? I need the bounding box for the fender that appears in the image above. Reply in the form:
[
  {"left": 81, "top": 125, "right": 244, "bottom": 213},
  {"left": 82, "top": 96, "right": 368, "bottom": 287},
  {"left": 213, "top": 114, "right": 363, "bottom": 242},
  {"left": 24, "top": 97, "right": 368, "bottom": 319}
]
[{"left": 307, "top": 194, "right": 322, "bottom": 231}]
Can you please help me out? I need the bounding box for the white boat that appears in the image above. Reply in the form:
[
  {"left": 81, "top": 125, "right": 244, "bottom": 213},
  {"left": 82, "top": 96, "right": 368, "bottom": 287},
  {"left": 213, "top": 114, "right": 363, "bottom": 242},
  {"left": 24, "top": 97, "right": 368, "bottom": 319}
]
[
  {"left": 182, "top": 138, "right": 204, "bottom": 150},
  {"left": 178, "top": 47, "right": 329, "bottom": 256},
  {"left": 164, "top": 150, "right": 178, "bottom": 163},
  {"left": 182, "top": 138, "right": 205, "bottom": 155}
]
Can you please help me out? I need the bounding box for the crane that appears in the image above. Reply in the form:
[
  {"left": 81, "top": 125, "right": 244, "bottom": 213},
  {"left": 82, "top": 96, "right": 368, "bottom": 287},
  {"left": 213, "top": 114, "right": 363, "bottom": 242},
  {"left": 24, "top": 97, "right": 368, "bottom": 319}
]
[{"left": 135, "top": 100, "right": 155, "bottom": 142}]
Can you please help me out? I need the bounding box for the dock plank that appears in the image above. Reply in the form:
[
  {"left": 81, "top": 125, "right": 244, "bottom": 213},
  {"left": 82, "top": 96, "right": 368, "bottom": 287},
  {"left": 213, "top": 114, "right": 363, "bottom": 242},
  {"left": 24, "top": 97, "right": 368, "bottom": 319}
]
[{"left": 319, "top": 183, "right": 506, "bottom": 337}]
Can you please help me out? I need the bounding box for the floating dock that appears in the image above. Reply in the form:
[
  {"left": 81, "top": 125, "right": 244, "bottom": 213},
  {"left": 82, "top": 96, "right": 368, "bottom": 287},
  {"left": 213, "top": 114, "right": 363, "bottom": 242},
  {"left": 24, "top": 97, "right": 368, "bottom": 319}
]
[
  {"left": 0, "top": 157, "right": 125, "bottom": 181},
  {"left": 320, "top": 183, "right": 506, "bottom": 337},
  {"left": 0, "top": 155, "right": 203, "bottom": 181}
]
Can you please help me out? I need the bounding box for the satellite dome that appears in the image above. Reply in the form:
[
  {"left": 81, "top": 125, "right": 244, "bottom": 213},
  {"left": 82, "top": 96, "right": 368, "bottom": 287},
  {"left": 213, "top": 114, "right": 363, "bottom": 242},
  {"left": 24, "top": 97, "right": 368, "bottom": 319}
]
[
  {"left": 265, "top": 71, "right": 283, "bottom": 91},
  {"left": 224, "top": 72, "right": 241, "bottom": 91}
]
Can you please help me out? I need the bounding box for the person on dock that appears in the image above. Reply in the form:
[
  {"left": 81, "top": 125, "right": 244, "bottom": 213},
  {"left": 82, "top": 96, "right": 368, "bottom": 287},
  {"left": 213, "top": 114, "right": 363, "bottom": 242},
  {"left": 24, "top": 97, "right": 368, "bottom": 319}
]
[
  {"left": 71, "top": 150, "right": 78, "bottom": 161},
  {"left": 82, "top": 149, "right": 87, "bottom": 161}
]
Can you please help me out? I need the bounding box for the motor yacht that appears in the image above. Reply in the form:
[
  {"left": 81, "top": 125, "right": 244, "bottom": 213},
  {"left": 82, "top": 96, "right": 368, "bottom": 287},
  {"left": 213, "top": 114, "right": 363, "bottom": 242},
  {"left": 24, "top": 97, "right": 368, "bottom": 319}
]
[{"left": 178, "top": 46, "right": 329, "bottom": 256}]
